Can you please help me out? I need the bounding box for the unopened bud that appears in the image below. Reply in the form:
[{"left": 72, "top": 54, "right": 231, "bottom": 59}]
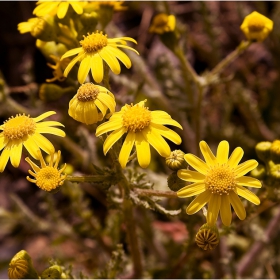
[
  {"left": 167, "top": 171, "right": 186, "bottom": 192},
  {"left": 195, "top": 223, "right": 219, "bottom": 251},
  {"left": 39, "top": 84, "right": 75, "bottom": 101},
  {"left": 80, "top": 12, "right": 98, "bottom": 32},
  {"left": 165, "top": 150, "right": 187, "bottom": 171},
  {"left": 255, "top": 141, "right": 272, "bottom": 163},
  {"left": 270, "top": 140, "right": 280, "bottom": 163},
  {"left": 268, "top": 160, "right": 280, "bottom": 180},
  {"left": 41, "top": 265, "right": 62, "bottom": 279},
  {"left": 250, "top": 164, "right": 266, "bottom": 180}
]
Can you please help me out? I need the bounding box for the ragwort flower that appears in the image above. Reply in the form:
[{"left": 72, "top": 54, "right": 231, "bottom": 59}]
[
  {"left": 69, "top": 83, "right": 116, "bottom": 125},
  {"left": 26, "top": 150, "right": 67, "bottom": 192},
  {"left": 177, "top": 140, "right": 261, "bottom": 226},
  {"left": 240, "top": 11, "right": 273, "bottom": 42},
  {"left": 149, "top": 13, "right": 176, "bottom": 34},
  {"left": 0, "top": 111, "right": 65, "bottom": 172},
  {"left": 96, "top": 100, "right": 182, "bottom": 168},
  {"left": 33, "top": 0, "right": 85, "bottom": 19},
  {"left": 61, "top": 31, "right": 139, "bottom": 84}
]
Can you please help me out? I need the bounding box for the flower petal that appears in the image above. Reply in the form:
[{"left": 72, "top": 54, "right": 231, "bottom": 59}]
[
  {"left": 228, "top": 147, "right": 244, "bottom": 168},
  {"left": 97, "top": 93, "right": 116, "bottom": 114},
  {"left": 95, "top": 99, "right": 107, "bottom": 117},
  {"left": 33, "top": 111, "right": 56, "bottom": 122},
  {"left": 70, "top": 2, "right": 83, "bottom": 14},
  {"left": 177, "top": 182, "right": 206, "bottom": 198},
  {"left": 64, "top": 52, "right": 84, "bottom": 77},
  {"left": 150, "top": 123, "right": 181, "bottom": 145},
  {"left": 103, "top": 127, "right": 126, "bottom": 155},
  {"left": 220, "top": 195, "right": 232, "bottom": 226},
  {"left": 99, "top": 49, "right": 121, "bottom": 74},
  {"left": 177, "top": 170, "right": 205, "bottom": 182},
  {"left": 36, "top": 127, "right": 65, "bottom": 137},
  {"left": 36, "top": 121, "right": 64, "bottom": 128},
  {"left": 135, "top": 132, "right": 151, "bottom": 168},
  {"left": 32, "top": 133, "right": 55, "bottom": 155},
  {"left": 236, "top": 176, "right": 262, "bottom": 188},
  {"left": 229, "top": 191, "right": 246, "bottom": 220},
  {"left": 186, "top": 190, "right": 211, "bottom": 215},
  {"left": 0, "top": 135, "right": 7, "bottom": 151},
  {"left": 184, "top": 154, "right": 208, "bottom": 175},
  {"left": 61, "top": 47, "right": 82, "bottom": 60},
  {"left": 10, "top": 142, "right": 23, "bottom": 168},
  {"left": 199, "top": 140, "right": 216, "bottom": 166},
  {"left": 78, "top": 56, "right": 91, "bottom": 84},
  {"left": 235, "top": 186, "right": 260, "bottom": 205},
  {"left": 0, "top": 147, "right": 10, "bottom": 172},
  {"left": 23, "top": 137, "right": 40, "bottom": 159},
  {"left": 119, "top": 132, "right": 135, "bottom": 168},
  {"left": 235, "top": 160, "right": 258, "bottom": 178},
  {"left": 216, "top": 140, "right": 229, "bottom": 164},
  {"left": 151, "top": 112, "right": 182, "bottom": 129},
  {"left": 57, "top": 2, "right": 69, "bottom": 19},
  {"left": 96, "top": 120, "right": 123, "bottom": 136},
  {"left": 106, "top": 46, "right": 132, "bottom": 68},
  {"left": 207, "top": 194, "right": 221, "bottom": 225},
  {"left": 91, "top": 55, "right": 104, "bottom": 83}
]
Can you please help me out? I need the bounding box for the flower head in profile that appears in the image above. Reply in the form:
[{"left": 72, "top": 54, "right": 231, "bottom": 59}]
[
  {"left": 61, "top": 31, "right": 139, "bottom": 84},
  {"left": 69, "top": 83, "right": 116, "bottom": 125},
  {"left": 177, "top": 140, "right": 261, "bottom": 226},
  {"left": 96, "top": 100, "right": 182, "bottom": 168},
  {"left": 0, "top": 111, "right": 65, "bottom": 172},
  {"left": 240, "top": 11, "right": 273, "bottom": 42},
  {"left": 46, "top": 55, "right": 70, "bottom": 83},
  {"left": 26, "top": 150, "right": 67, "bottom": 192},
  {"left": 33, "top": 1, "right": 85, "bottom": 19},
  {"left": 149, "top": 13, "right": 176, "bottom": 34}
]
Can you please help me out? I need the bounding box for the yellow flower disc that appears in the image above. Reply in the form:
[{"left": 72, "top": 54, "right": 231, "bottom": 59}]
[
  {"left": 80, "top": 31, "right": 108, "bottom": 54},
  {"left": 77, "top": 83, "right": 100, "bottom": 102}
]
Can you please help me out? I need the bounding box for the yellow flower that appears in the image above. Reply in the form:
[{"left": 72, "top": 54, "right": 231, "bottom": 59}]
[
  {"left": 26, "top": 150, "right": 67, "bottom": 192},
  {"left": 177, "top": 140, "right": 262, "bottom": 226},
  {"left": 46, "top": 55, "right": 70, "bottom": 83},
  {"left": 240, "top": 11, "right": 273, "bottom": 42},
  {"left": 96, "top": 100, "right": 182, "bottom": 168},
  {"left": 61, "top": 31, "right": 139, "bottom": 84},
  {"left": 33, "top": 0, "right": 86, "bottom": 19},
  {"left": 149, "top": 13, "right": 176, "bottom": 34},
  {"left": 0, "top": 111, "right": 65, "bottom": 172},
  {"left": 96, "top": 1, "right": 127, "bottom": 11},
  {"left": 69, "top": 83, "right": 116, "bottom": 125}
]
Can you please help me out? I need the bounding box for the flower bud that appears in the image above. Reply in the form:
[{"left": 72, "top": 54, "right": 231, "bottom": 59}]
[
  {"left": 255, "top": 141, "right": 272, "bottom": 163},
  {"left": 165, "top": 150, "right": 187, "bottom": 171},
  {"left": 250, "top": 164, "right": 266, "bottom": 180},
  {"left": 8, "top": 250, "right": 39, "bottom": 279},
  {"left": 41, "top": 265, "right": 62, "bottom": 279},
  {"left": 270, "top": 140, "right": 280, "bottom": 163},
  {"left": 195, "top": 223, "right": 220, "bottom": 251},
  {"left": 39, "top": 84, "right": 75, "bottom": 101},
  {"left": 268, "top": 160, "right": 280, "bottom": 181},
  {"left": 31, "top": 15, "right": 57, "bottom": 41},
  {"left": 80, "top": 12, "right": 98, "bottom": 32},
  {"left": 167, "top": 171, "right": 187, "bottom": 192}
]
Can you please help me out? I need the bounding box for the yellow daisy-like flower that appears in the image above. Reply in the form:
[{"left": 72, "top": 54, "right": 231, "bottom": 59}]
[
  {"left": 149, "top": 13, "right": 176, "bottom": 34},
  {"left": 61, "top": 31, "right": 139, "bottom": 84},
  {"left": 33, "top": 0, "right": 86, "bottom": 19},
  {"left": 26, "top": 150, "right": 67, "bottom": 192},
  {"left": 96, "top": 100, "right": 182, "bottom": 168},
  {"left": 177, "top": 140, "right": 262, "bottom": 226},
  {"left": 240, "top": 11, "right": 273, "bottom": 42},
  {"left": 0, "top": 111, "right": 65, "bottom": 172},
  {"left": 69, "top": 83, "right": 116, "bottom": 125}
]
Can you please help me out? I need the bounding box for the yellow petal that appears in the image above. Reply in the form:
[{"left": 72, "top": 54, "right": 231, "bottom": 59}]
[
  {"left": 32, "top": 133, "right": 55, "bottom": 155},
  {"left": 61, "top": 47, "right": 82, "bottom": 60},
  {"left": 235, "top": 160, "right": 258, "bottom": 177},
  {"left": 106, "top": 46, "right": 132, "bottom": 68},
  {"left": 150, "top": 123, "right": 181, "bottom": 145},
  {"left": 97, "top": 93, "right": 116, "bottom": 114},
  {"left": 235, "top": 186, "right": 260, "bottom": 205},
  {"left": 229, "top": 191, "right": 246, "bottom": 220},
  {"left": 99, "top": 49, "right": 121, "bottom": 74},
  {"left": 96, "top": 120, "right": 123, "bottom": 137},
  {"left": 10, "top": 142, "right": 23, "bottom": 168},
  {"left": 64, "top": 52, "right": 84, "bottom": 77},
  {"left": 36, "top": 127, "right": 65, "bottom": 137},
  {"left": 91, "top": 55, "right": 104, "bottom": 83},
  {"left": 83, "top": 102, "right": 98, "bottom": 125},
  {"left": 57, "top": 2, "right": 69, "bottom": 19},
  {"left": 33, "top": 111, "right": 56, "bottom": 122},
  {"left": 135, "top": 133, "right": 151, "bottom": 168},
  {"left": 184, "top": 154, "right": 208, "bottom": 175},
  {"left": 177, "top": 182, "right": 206, "bottom": 198},
  {"left": 78, "top": 56, "right": 91, "bottom": 84},
  {"left": 236, "top": 176, "right": 262, "bottom": 188},
  {"left": 70, "top": 2, "right": 83, "bottom": 14},
  {"left": 0, "top": 135, "right": 7, "bottom": 151},
  {"left": 151, "top": 112, "right": 182, "bottom": 129},
  {"left": 199, "top": 140, "right": 216, "bottom": 166},
  {"left": 186, "top": 190, "right": 211, "bottom": 215},
  {"left": 207, "top": 194, "right": 221, "bottom": 226},
  {"left": 25, "top": 157, "right": 40, "bottom": 173},
  {"left": 95, "top": 99, "right": 107, "bottom": 117},
  {"left": 177, "top": 170, "right": 205, "bottom": 182},
  {"left": 119, "top": 132, "right": 135, "bottom": 168},
  {"left": 23, "top": 137, "right": 40, "bottom": 159},
  {"left": 36, "top": 121, "right": 64, "bottom": 128},
  {"left": 103, "top": 127, "right": 126, "bottom": 155},
  {"left": 216, "top": 140, "right": 229, "bottom": 164},
  {"left": 220, "top": 195, "right": 232, "bottom": 226},
  {"left": 228, "top": 147, "right": 244, "bottom": 168},
  {"left": 0, "top": 147, "right": 10, "bottom": 172}
]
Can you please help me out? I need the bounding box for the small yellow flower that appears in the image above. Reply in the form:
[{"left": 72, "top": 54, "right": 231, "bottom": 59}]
[
  {"left": 0, "top": 111, "right": 65, "bottom": 172},
  {"left": 240, "top": 11, "right": 273, "bottom": 42},
  {"left": 149, "top": 13, "right": 176, "bottom": 34},
  {"left": 96, "top": 1, "right": 127, "bottom": 11},
  {"left": 61, "top": 31, "right": 139, "bottom": 84},
  {"left": 69, "top": 83, "right": 116, "bottom": 125},
  {"left": 177, "top": 140, "right": 262, "bottom": 226},
  {"left": 33, "top": 0, "right": 86, "bottom": 19},
  {"left": 96, "top": 100, "right": 182, "bottom": 168},
  {"left": 26, "top": 150, "right": 67, "bottom": 192},
  {"left": 46, "top": 55, "right": 70, "bottom": 83}
]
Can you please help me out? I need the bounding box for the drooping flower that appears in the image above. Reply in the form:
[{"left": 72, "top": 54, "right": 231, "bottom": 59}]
[
  {"left": 177, "top": 140, "right": 261, "bottom": 226},
  {"left": 240, "top": 11, "right": 273, "bottom": 42},
  {"left": 33, "top": 0, "right": 86, "bottom": 19},
  {"left": 68, "top": 83, "right": 116, "bottom": 125},
  {"left": 149, "top": 13, "right": 176, "bottom": 34},
  {"left": 0, "top": 111, "right": 65, "bottom": 172},
  {"left": 26, "top": 150, "right": 67, "bottom": 192},
  {"left": 96, "top": 100, "right": 182, "bottom": 168},
  {"left": 61, "top": 31, "right": 139, "bottom": 84},
  {"left": 46, "top": 54, "right": 70, "bottom": 83}
]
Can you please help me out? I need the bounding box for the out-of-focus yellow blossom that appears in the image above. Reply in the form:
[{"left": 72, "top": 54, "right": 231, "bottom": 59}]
[
  {"left": 96, "top": 100, "right": 182, "bottom": 169},
  {"left": 26, "top": 150, "right": 67, "bottom": 192},
  {"left": 149, "top": 13, "right": 176, "bottom": 34},
  {"left": 61, "top": 31, "right": 139, "bottom": 84},
  {"left": 0, "top": 111, "right": 65, "bottom": 172},
  {"left": 33, "top": 0, "right": 86, "bottom": 19},
  {"left": 46, "top": 54, "right": 70, "bottom": 82},
  {"left": 96, "top": 1, "right": 127, "bottom": 11},
  {"left": 69, "top": 83, "right": 116, "bottom": 125},
  {"left": 177, "top": 140, "right": 261, "bottom": 226},
  {"left": 240, "top": 11, "right": 273, "bottom": 42}
]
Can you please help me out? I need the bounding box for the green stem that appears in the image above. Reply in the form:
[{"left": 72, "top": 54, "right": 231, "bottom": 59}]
[{"left": 135, "top": 188, "right": 177, "bottom": 198}]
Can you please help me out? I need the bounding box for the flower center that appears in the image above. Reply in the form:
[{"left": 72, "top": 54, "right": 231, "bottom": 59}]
[
  {"left": 248, "top": 16, "right": 265, "bottom": 32},
  {"left": 80, "top": 31, "right": 108, "bottom": 54},
  {"left": 3, "top": 115, "right": 36, "bottom": 141},
  {"left": 122, "top": 104, "right": 152, "bottom": 132},
  {"left": 36, "top": 166, "right": 62, "bottom": 191},
  {"left": 205, "top": 164, "right": 236, "bottom": 195},
  {"left": 77, "top": 83, "right": 100, "bottom": 102}
]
